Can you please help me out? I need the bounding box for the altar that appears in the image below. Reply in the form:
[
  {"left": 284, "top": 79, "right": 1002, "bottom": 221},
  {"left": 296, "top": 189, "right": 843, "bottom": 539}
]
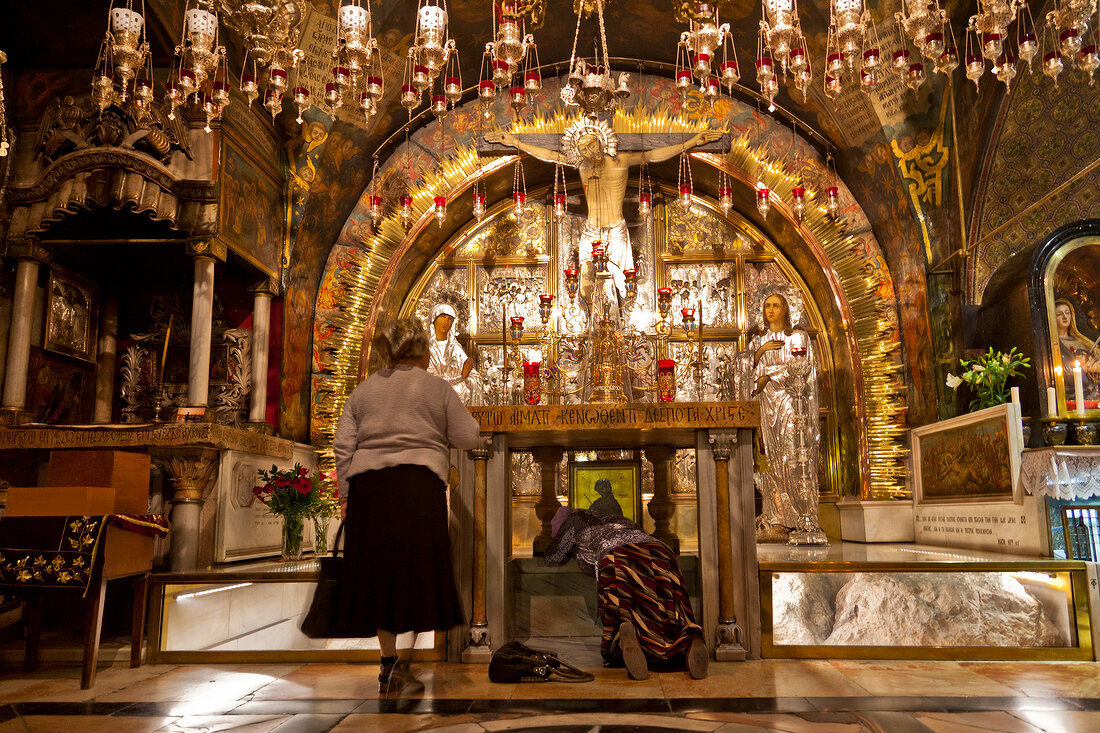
[{"left": 459, "top": 401, "right": 760, "bottom": 663}]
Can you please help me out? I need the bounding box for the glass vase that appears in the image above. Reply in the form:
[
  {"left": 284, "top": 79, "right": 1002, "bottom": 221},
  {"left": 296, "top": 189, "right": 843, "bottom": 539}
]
[
  {"left": 313, "top": 515, "right": 330, "bottom": 556},
  {"left": 281, "top": 514, "right": 304, "bottom": 562}
]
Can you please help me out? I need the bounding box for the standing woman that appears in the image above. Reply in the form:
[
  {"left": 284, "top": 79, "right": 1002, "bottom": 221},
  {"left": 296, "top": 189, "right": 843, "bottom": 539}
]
[{"left": 334, "top": 317, "right": 481, "bottom": 694}]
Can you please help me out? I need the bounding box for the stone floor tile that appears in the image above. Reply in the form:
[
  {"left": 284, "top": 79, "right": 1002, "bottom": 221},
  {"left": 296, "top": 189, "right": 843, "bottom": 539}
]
[
  {"left": 661, "top": 660, "right": 871, "bottom": 699},
  {"left": 826, "top": 661, "right": 1021, "bottom": 697},
  {"left": 156, "top": 713, "right": 291, "bottom": 732},
  {"left": 960, "top": 662, "right": 1100, "bottom": 698},
  {"left": 329, "top": 713, "right": 482, "bottom": 732},
  {"left": 915, "top": 711, "right": 1045, "bottom": 732},
  {"left": 96, "top": 665, "right": 301, "bottom": 704},
  {"left": 1011, "top": 709, "right": 1100, "bottom": 731},
  {"left": 0, "top": 715, "right": 176, "bottom": 733}
]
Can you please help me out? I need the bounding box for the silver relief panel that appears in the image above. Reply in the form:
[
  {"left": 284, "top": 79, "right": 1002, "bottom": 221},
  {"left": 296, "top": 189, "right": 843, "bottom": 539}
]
[
  {"left": 476, "top": 264, "right": 547, "bottom": 334},
  {"left": 666, "top": 262, "right": 737, "bottom": 328}
]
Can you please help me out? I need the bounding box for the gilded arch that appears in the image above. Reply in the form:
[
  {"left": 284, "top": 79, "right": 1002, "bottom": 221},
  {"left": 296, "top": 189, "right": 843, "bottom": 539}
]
[{"left": 311, "top": 74, "right": 907, "bottom": 501}]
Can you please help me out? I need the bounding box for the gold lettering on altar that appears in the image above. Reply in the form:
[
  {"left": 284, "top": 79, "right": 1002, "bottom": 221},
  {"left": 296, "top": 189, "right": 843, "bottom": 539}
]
[{"left": 469, "top": 401, "right": 758, "bottom": 434}]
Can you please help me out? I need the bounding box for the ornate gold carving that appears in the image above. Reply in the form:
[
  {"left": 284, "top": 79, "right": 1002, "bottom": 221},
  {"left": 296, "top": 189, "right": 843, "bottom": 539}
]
[
  {"left": 4, "top": 240, "right": 51, "bottom": 264},
  {"left": 9, "top": 150, "right": 214, "bottom": 205},
  {"left": 0, "top": 423, "right": 294, "bottom": 458},
  {"left": 250, "top": 278, "right": 280, "bottom": 297},
  {"left": 470, "top": 401, "right": 758, "bottom": 435},
  {"left": 160, "top": 452, "right": 219, "bottom": 502},
  {"left": 186, "top": 239, "right": 228, "bottom": 262}
]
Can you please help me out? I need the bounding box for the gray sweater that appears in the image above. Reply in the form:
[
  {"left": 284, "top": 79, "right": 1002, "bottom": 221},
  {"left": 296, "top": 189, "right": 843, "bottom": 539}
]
[{"left": 333, "top": 364, "right": 481, "bottom": 495}]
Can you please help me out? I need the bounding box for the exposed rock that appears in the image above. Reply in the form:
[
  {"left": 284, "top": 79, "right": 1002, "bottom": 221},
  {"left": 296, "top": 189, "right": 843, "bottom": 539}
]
[
  {"left": 771, "top": 572, "right": 846, "bottom": 645},
  {"left": 773, "top": 571, "right": 1067, "bottom": 648}
]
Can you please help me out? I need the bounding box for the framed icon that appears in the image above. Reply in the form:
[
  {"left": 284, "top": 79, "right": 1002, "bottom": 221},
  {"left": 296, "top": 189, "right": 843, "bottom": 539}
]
[
  {"left": 43, "top": 266, "right": 98, "bottom": 362},
  {"left": 569, "top": 461, "right": 642, "bottom": 526}
]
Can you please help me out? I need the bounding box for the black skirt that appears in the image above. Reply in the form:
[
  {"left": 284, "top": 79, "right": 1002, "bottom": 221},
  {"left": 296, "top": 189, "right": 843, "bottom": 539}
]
[{"left": 337, "top": 464, "right": 464, "bottom": 637}]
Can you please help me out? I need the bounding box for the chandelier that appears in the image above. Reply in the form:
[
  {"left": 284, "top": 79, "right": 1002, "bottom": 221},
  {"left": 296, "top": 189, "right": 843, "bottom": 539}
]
[
  {"left": 561, "top": 0, "right": 630, "bottom": 117},
  {"left": 823, "top": 0, "right": 884, "bottom": 99},
  {"left": 675, "top": 3, "right": 741, "bottom": 97},
  {"left": 1043, "top": 0, "right": 1100, "bottom": 86},
  {"left": 892, "top": 0, "right": 962, "bottom": 92},
  {"left": 325, "top": 1, "right": 384, "bottom": 122},
  {"left": 401, "top": 0, "right": 459, "bottom": 114},
  {"left": 757, "top": 0, "right": 811, "bottom": 107},
  {"left": 216, "top": 0, "right": 311, "bottom": 120},
  {"left": 92, "top": 1, "right": 155, "bottom": 113},
  {"left": 479, "top": 1, "right": 541, "bottom": 117}
]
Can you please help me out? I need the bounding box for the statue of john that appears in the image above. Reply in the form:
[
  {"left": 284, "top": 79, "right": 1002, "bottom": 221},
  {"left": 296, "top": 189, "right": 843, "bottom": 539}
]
[{"left": 485, "top": 120, "right": 722, "bottom": 301}]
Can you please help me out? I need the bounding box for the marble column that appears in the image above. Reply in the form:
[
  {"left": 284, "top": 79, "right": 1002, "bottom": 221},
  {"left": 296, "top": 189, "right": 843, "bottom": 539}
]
[
  {"left": 185, "top": 241, "right": 225, "bottom": 409},
  {"left": 158, "top": 450, "right": 219, "bottom": 571},
  {"left": 530, "top": 445, "right": 564, "bottom": 555},
  {"left": 1, "top": 242, "right": 49, "bottom": 420},
  {"left": 462, "top": 434, "right": 493, "bottom": 663},
  {"left": 247, "top": 280, "right": 275, "bottom": 430},
  {"left": 93, "top": 296, "right": 119, "bottom": 423},
  {"left": 709, "top": 429, "right": 747, "bottom": 660},
  {"left": 645, "top": 444, "right": 679, "bottom": 554}
]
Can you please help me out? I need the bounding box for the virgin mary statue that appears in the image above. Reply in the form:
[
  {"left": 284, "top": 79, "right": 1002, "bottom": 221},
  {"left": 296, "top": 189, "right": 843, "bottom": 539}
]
[
  {"left": 739, "top": 290, "right": 822, "bottom": 543},
  {"left": 428, "top": 304, "right": 481, "bottom": 405}
]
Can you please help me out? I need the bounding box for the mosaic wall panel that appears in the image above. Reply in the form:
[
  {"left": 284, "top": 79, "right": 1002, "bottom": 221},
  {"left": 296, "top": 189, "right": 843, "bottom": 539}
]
[
  {"left": 666, "top": 204, "right": 758, "bottom": 256},
  {"left": 973, "top": 67, "right": 1100, "bottom": 301},
  {"left": 456, "top": 204, "right": 547, "bottom": 258},
  {"left": 666, "top": 262, "right": 737, "bottom": 328},
  {"left": 476, "top": 264, "right": 547, "bottom": 333}
]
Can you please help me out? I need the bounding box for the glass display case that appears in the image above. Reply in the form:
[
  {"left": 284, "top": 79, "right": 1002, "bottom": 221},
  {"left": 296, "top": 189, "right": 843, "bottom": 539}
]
[{"left": 760, "top": 543, "right": 1093, "bottom": 660}]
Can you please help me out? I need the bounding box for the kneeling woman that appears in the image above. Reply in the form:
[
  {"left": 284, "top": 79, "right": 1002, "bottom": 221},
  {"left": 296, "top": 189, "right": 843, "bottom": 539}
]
[{"left": 545, "top": 508, "right": 708, "bottom": 680}]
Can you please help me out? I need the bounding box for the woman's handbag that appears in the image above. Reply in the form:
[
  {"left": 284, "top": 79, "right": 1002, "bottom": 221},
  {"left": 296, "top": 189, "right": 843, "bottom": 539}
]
[
  {"left": 487, "top": 640, "right": 595, "bottom": 683},
  {"left": 300, "top": 522, "right": 355, "bottom": 638}
]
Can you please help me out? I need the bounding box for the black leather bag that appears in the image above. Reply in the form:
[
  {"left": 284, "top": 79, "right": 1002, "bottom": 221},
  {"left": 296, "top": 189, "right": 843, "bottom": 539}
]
[
  {"left": 300, "top": 522, "right": 356, "bottom": 638},
  {"left": 488, "top": 640, "right": 594, "bottom": 683}
]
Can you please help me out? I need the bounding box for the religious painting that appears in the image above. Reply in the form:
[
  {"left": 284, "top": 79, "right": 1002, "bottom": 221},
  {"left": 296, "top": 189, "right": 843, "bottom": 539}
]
[
  {"left": 1045, "top": 240, "right": 1100, "bottom": 414},
  {"left": 911, "top": 403, "right": 1022, "bottom": 504},
  {"left": 26, "top": 347, "right": 94, "bottom": 424},
  {"left": 219, "top": 141, "right": 283, "bottom": 277},
  {"left": 570, "top": 461, "right": 642, "bottom": 527},
  {"left": 43, "top": 266, "right": 97, "bottom": 362}
]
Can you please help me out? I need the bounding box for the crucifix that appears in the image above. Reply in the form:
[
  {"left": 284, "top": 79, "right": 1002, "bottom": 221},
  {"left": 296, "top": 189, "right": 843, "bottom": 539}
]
[{"left": 481, "top": 118, "right": 726, "bottom": 300}]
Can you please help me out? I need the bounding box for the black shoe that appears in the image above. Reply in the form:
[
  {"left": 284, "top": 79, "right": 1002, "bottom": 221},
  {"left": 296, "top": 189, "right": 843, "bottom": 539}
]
[
  {"left": 378, "top": 656, "right": 397, "bottom": 690},
  {"left": 384, "top": 660, "right": 425, "bottom": 697},
  {"left": 686, "top": 637, "right": 709, "bottom": 679},
  {"left": 618, "top": 621, "right": 648, "bottom": 681}
]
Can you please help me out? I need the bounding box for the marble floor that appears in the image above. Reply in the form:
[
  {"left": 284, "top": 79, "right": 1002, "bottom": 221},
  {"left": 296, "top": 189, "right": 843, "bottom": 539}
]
[{"left": 0, "top": 657, "right": 1098, "bottom": 732}]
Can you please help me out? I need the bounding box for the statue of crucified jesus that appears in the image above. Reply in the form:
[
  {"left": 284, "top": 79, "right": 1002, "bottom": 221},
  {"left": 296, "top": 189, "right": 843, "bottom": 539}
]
[{"left": 485, "top": 121, "right": 722, "bottom": 300}]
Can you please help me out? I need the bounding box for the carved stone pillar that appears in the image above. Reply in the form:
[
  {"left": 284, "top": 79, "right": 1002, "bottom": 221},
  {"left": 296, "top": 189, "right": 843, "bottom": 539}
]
[
  {"left": 645, "top": 444, "right": 679, "bottom": 554},
  {"left": 530, "top": 445, "right": 564, "bottom": 555},
  {"left": 158, "top": 449, "right": 219, "bottom": 571},
  {"left": 1, "top": 241, "right": 49, "bottom": 422},
  {"left": 93, "top": 296, "right": 119, "bottom": 423},
  {"left": 185, "top": 240, "right": 226, "bottom": 409},
  {"left": 710, "top": 429, "right": 747, "bottom": 660},
  {"left": 246, "top": 279, "right": 276, "bottom": 432},
  {"left": 462, "top": 434, "right": 493, "bottom": 663}
]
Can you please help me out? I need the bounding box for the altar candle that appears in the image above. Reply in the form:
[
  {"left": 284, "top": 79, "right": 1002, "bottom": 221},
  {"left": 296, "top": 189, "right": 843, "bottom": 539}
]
[
  {"left": 1010, "top": 386, "right": 1023, "bottom": 445},
  {"left": 1047, "top": 386, "right": 1058, "bottom": 418},
  {"left": 1074, "top": 361, "right": 1086, "bottom": 417}
]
